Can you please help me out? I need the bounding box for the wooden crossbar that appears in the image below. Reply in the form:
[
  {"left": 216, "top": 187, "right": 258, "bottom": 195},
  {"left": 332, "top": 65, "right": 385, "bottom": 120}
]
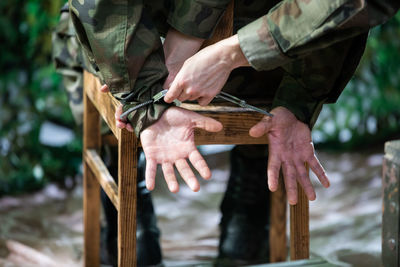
[
  {"left": 84, "top": 71, "right": 269, "bottom": 145},
  {"left": 85, "top": 149, "right": 119, "bottom": 209}
]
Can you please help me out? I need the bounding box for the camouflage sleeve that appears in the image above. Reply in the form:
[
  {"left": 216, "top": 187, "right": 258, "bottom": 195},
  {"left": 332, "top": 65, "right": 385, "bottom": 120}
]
[
  {"left": 272, "top": 34, "right": 367, "bottom": 127},
  {"left": 237, "top": 0, "right": 399, "bottom": 71},
  {"left": 69, "top": 0, "right": 170, "bottom": 136},
  {"left": 167, "top": 0, "right": 231, "bottom": 38},
  {"left": 272, "top": 73, "right": 325, "bottom": 128}
]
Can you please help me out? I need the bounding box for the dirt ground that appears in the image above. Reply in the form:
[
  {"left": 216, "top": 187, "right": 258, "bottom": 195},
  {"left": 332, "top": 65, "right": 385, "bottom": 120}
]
[{"left": 0, "top": 146, "right": 384, "bottom": 266}]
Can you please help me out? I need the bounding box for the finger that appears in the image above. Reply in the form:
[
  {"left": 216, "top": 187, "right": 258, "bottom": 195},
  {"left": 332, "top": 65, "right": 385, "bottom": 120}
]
[
  {"left": 249, "top": 117, "right": 272, "bottom": 138},
  {"left": 189, "top": 150, "right": 211, "bottom": 180},
  {"left": 116, "top": 105, "right": 123, "bottom": 117},
  {"left": 177, "top": 90, "right": 192, "bottom": 102},
  {"left": 188, "top": 94, "right": 199, "bottom": 101},
  {"left": 115, "top": 107, "right": 125, "bottom": 122},
  {"left": 192, "top": 114, "right": 223, "bottom": 133},
  {"left": 125, "top": 123, "right": 134, "bottom": 132},
  {"left": 175, "top": 159, "right": 200, "bottom": 192},
  {"left": 198, "top": 97, "right": 212, "bottom": 106},
  {"left": 267, "top": 153, "right": 281, "bottom": 192},
  {"left": 115, "top": 106, "right": 127, "bottom": 129},
  {"left": 115, "top": 106, "right": 133, "bottom": 132},
  {"left": 145, "top": 159, "right": 157, "bottom": 191},
  {"left": 282, "top": 161, "right": 298, "bottom": 205},
  {"left": 162, "top": 163, "right": 179, "bottom": 193},
  {"left": 100, "top": 84, "right": 109, "bottom": 93},
  {"left": 164, "top": 80, "right": 183, "bottom": 103},
  {"left": 294, "top": 161, "right": 316, "bottom": 201},
  {"left": 116, "top": 120, "right": 127, "bottom": 129},
  {"left": 308, "top": 155, "right": 330, "bottom": 188}
]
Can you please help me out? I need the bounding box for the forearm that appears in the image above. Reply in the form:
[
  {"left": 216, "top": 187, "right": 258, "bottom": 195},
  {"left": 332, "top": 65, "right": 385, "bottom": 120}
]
[
  {"left": 217, "top": 35, "right": 251, "bottom": 69},
  {"left": 198, "top": 34, "right": 251, "bottom": 71},
  {"left": 164, "top": 28, "right": 205, "bottom": 64}
]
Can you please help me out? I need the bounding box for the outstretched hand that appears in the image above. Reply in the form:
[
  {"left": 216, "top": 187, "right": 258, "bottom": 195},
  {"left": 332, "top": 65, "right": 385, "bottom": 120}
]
[
  {"left": 98, "top": 88, "right": 223, "bottom": 193},
  {"left": 141, "top": 106, "right": 223, "bottom": 193},
  {"left": 249, "top": 107, "right": 330, "bottom": 205}
]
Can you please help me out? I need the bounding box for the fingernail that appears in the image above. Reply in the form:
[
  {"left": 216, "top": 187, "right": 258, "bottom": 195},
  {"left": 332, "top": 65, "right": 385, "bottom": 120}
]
[
  {"left": 190, "top": 181, "right": 199, "bottom": 191},
  {"left": 289, "top": 196, "right": 297, "bottom": 205},
  {"left": 146, "top": 184, "right": 153, "bottom": 191},
  {"left": 169, "top": 182, "right": 179, "bottom": 193}
]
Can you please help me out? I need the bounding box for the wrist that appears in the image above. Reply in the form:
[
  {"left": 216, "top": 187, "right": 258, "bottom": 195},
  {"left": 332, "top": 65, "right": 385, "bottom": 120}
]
[{"left": 218, "top": 34, "right": 250, "bottom": 70}]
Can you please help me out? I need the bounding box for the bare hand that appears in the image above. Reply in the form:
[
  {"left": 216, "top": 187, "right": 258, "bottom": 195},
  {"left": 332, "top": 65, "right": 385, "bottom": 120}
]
[
  {"left": 249, "top": 107, "right": 330, "bottom": 205},
  {"left": 99, "top": 84, "right": 133, "bottom": 132},
  {"left": 164, "top": 35, "right": 249, "bottom": 106},
  {"left": 141, "top": 106, "right": 223, "bottom": 193},
  {"left": 115, "top": 105, "right": 134, "bottom": 132}
]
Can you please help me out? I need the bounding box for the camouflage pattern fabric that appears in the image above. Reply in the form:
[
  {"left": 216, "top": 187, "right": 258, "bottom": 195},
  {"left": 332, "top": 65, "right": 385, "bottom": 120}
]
[
  {"left": 52, "top": 4, "right": 101, "bottom": 125},
  {"left": 65, "top": 0, "right": 399, "bottom": 135},
  {"left": 52, "top": 5, "right": 84, "bottom": 125},
  {"left": 238, "top": 0, "right": 400, "bottom": 71}
]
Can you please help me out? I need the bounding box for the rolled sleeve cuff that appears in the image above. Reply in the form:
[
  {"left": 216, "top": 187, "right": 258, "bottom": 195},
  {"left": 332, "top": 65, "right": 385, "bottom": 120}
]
[
  {"left": 168, "top": 2, "right": 227, "bottom": 39},
  {"left": 237, "top": 16, "right": 290, "bottom": 71},
  {"left": 271, "top": 74, "right": 326, "bottom": 128}
]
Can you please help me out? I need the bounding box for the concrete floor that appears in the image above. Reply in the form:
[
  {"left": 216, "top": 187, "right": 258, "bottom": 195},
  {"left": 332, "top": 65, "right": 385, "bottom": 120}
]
[{"left": 0, "top": 146, "right": 384, "bottom": 266}]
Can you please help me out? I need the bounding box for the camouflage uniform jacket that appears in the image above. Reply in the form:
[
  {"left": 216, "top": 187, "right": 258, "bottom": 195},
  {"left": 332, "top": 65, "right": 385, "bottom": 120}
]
[{"left": 68, "top": 0, "right": 399, "bottom": 136}]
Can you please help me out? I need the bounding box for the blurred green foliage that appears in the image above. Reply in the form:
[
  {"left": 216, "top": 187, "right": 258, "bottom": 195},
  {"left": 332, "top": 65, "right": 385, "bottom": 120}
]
[
  {"left": 0, "top": 0, "right": 82, "bottom": 196},
  {"left": 313, "top": 12, "right": 400, "bottom": 149},
  {"left": 0, "top": 1, "right": 399, "bottom": 194}
]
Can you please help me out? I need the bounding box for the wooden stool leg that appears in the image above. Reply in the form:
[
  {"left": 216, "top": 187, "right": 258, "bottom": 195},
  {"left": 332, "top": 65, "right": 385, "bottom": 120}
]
[
  {"left": 83, "top": 91, "right": 101, "bottom": 267},
  {"left": 269, "top": 174, "right": 287, "bottom": 262},
  {"left": 290, "top": 183, "right": 309, "bottom": 260},
  {"left": 118, "top": 129, "right": 138, "bottom": 267}
]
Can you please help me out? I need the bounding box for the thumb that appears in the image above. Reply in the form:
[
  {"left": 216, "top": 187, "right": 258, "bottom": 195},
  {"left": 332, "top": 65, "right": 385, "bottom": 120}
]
[
  {"left": 193, "top": 114, "right": 223, "bottom": 133},
  {"left": 249, "top": 117, "right": 272, "bottom": 138},
  {"left": 115, "top": 105, "right": 123, "bottom": 119}
]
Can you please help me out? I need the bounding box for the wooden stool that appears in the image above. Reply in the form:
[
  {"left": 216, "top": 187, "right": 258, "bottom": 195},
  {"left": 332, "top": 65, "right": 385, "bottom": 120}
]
[{"left": 82, "top": 70, "right": 309, "bottom": 267}]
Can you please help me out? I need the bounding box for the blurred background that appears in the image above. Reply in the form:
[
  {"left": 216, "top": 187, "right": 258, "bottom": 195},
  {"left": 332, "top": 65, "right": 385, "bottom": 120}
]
[{"left": 0, "top": 0, "right": 399, "bottom": 266}]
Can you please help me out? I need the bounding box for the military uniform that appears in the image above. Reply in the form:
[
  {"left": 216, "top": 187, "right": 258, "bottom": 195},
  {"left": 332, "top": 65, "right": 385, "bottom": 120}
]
[
  {"left": 68, "top": 0, "right": 399, "bottom": 134},
  {"left": 57, "top": 0, "right": 399, "bottom": 265}
]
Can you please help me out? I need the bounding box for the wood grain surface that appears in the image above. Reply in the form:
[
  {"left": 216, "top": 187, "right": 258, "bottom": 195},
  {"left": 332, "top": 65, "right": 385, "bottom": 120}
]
[
  {"left": 85, "top": 149, "right": 119, "bottom": 209},
  {"left": 83, "top": 88, "right": 101, "bottom": 267}
]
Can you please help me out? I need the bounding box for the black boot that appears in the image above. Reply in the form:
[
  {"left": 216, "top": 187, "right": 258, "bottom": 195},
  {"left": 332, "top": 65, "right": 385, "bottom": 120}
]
[
  {"left": 101, "top": 148, "right": 162, "bottom": 267},
  {"left": 216, "top": 145, "right": 270, "bottom": 266}
]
